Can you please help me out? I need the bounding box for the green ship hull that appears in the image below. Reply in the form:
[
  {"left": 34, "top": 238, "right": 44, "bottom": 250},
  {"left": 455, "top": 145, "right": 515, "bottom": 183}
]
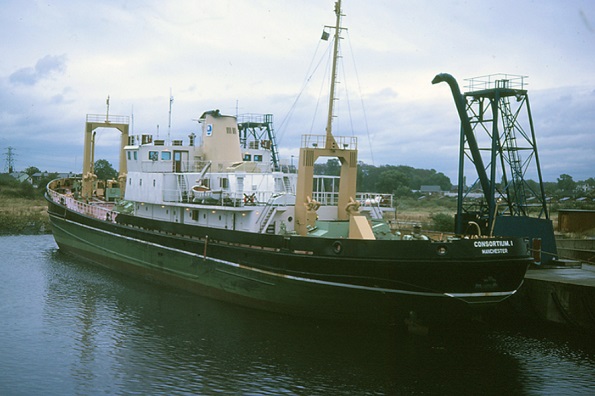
[{"left": 47, "top": 194, "right": 532, "bottom": 326}]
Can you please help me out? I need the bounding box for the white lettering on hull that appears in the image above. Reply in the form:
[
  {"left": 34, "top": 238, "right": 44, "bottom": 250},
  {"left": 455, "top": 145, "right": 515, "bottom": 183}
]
[
  {"left": 473, "top": 240, "right": 514, "bottom": 248},
  {"left": 481, "top": 248, "right": 509, "bottom": 254},
  {"left": 474, "top": 240, "right": 514, "bottom": 255}
]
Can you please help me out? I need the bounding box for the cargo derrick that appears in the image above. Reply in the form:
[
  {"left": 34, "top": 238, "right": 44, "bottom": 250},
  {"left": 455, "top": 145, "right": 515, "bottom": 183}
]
[{"left": 434, "top": 73, "right": 557, "bottom": 264}]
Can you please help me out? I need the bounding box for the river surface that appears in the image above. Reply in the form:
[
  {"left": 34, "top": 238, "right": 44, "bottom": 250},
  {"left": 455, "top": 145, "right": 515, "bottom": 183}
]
[{"left": 1, "top": 234, "right": 594, "bottom": 395}]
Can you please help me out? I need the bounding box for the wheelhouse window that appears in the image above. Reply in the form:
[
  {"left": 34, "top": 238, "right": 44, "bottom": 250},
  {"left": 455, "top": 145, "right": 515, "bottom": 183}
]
[
  {"left": 149, "top": 151, "right": 158, "bottom": 161},
  {"left": 161, "top": 151, "right": 171, "bottom": 161},
  {"left": 254, "top": 155, "right": 263, "bottom": 162}
]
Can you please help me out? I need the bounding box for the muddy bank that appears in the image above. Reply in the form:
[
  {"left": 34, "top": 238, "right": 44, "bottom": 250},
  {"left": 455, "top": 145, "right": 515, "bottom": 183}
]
[{"left": 0, "top": 204, "right": 51, "bottom": 235}]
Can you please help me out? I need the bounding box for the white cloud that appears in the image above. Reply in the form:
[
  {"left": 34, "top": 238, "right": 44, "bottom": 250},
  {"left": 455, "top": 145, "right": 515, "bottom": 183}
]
[
  {"left": 0, "top": 0, "right": 593, "bottom": 182},
  {"left": 9, "top": 54, "right": 67, "bottom": 86}
]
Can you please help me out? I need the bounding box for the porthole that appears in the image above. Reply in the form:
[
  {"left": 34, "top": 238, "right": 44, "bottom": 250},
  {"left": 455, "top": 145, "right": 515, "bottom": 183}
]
[{"left": 332, "top": 241, "right": 342, "bottom": 255}]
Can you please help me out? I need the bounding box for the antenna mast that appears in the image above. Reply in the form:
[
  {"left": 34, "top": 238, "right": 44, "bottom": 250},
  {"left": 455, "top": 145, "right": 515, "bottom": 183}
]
[
  {"left": 168, "top": 89, "right": 174, "bottom": 144},
  {"left": 106, "top": 95, "right": 110, "bottom": 122}
]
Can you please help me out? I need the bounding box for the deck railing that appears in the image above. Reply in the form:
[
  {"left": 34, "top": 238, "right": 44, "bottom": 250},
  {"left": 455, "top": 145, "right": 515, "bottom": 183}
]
[
  {"left": 464, "top": 74, "right": 528, "bottom": 92},
  {"left": 162, "top": 187, "right": 280, "bottom": 207},
  {"left": 311, "top": 189, "right": 392, "bottom": 206},
  {"left": 49, "top": 176, "right": 394, "bottom": 220},
  {"left": 86, "top": 114, "right": 130, "bottom": 124},
  {"left": 48, "top": 184, "right": 116, "bottom": 222},
  {"left": 301, "top": 134, "right": 357, "bottom": 150}
]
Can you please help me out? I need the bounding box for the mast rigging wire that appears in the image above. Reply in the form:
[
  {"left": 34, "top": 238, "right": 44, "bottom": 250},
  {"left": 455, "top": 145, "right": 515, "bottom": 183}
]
[
  {"left": 276, "top": 37, "right": 327, "bottom": 144},
  {"left": 346, "top": 29, "right": 374, "bottom": 165},
  {"left": 277, "top": 23, "right": 374, "bottom": 168}
]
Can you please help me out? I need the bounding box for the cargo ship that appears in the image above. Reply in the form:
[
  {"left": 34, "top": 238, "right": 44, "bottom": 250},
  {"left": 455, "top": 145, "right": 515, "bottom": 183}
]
[{"left": 46, "top": 0, "right": 532, "bottom": 327}]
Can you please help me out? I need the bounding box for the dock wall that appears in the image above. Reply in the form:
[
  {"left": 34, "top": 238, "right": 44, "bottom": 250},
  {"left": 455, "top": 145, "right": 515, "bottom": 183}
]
[{"left": 516, "top": 272, "right": 595, "bottom": 330}]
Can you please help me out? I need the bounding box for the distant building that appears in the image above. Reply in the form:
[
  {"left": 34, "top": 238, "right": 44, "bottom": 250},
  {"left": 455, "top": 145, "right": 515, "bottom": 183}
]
[
  {"left": 576, "top": 182, "right": 594, "bottom": 193},
  {"left": 558, "top": 209, "right": 595, "bottom": 233},
  {"left": 8, "top": 172, "right": 31, "bottom": 183},
  {"left": 31, "top": 172, "right": 78, "bottom": 187},
  {"left": 419, "top": 185, "right": 443, "bottom": 196}
]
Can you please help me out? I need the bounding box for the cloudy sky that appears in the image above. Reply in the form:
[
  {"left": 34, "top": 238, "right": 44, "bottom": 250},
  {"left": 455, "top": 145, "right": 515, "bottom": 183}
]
[{"left": 1, "top": 0, "right": 594, "bottom": 183}]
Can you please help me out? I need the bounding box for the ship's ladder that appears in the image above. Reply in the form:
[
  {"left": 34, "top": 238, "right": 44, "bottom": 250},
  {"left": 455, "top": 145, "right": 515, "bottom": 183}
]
[
  {"left": 369, "top": 204, "right": 383, "bottom": 220},
  {"left": 282, "top": 176, "right": 293, "bottom": 193},
  {"left": 500, "top": 96, "right": 528, "bottom": 215},
  {"left": 177, "top": 174, "right": 189, "bottom": 202},
  {"left": 359, "top": 194, "right": 384, "bottom": 219},
  {"left": 257, "top": 197, "right": 278, "bottom": 233}
]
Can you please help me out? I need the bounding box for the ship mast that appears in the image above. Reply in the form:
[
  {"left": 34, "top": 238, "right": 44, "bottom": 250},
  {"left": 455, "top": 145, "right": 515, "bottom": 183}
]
[
  {"left": 324, "top": 0, "right": 342, "bottom": 149},
  {"left": 294, "top": 0, "right": 372, "bottom": 239}
]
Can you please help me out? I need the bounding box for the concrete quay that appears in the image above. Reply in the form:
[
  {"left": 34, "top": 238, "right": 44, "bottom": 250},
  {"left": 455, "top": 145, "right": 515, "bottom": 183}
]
[
  {"left": 511, "top": 263, "right": 595, "bottom": 330},
  {"left": 556, "top": 238, "right": 595, "bottom": 263}
]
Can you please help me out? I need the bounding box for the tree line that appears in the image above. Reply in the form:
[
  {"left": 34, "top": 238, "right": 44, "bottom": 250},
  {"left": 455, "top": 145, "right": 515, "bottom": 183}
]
[
  {"left": 314, "top": 159, "right": 452, "bottom": 197},
  {"left": 315, "top": 159, "right": 594, "bottom": 199},
  {"left": 0, "top": 160, "right": 117, "bottom": 199},
  {"left": 1, "top": 158, "right": 592, "bottom": 201}
]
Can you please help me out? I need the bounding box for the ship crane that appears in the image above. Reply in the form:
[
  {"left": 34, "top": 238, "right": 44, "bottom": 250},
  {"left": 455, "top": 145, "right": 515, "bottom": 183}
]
[{"left": 433, "top": 73, "right": 557, "bottom": 264}]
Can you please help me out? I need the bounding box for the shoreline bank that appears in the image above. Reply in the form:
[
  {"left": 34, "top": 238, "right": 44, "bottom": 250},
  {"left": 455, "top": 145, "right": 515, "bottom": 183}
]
[{"left": 0, "top": 199, "right": 51, "bottom": 235}]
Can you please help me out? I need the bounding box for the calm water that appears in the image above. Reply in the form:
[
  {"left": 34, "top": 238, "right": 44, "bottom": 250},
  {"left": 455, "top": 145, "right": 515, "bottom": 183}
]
[{"left": 1, "top": 235, "right": 594, "bottom": 395}]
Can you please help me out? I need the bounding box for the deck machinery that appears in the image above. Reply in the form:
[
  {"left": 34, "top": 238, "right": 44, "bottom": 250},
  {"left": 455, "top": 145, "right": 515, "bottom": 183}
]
[
  {"left": 433, "top": 73, "right": 557, "bottom": 265},
  {"left": 237, "top": 113, "right": 281, "bottom": 172}
]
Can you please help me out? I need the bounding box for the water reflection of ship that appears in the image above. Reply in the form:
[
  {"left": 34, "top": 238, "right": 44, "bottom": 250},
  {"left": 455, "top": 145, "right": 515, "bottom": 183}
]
[{"left": 42, "top": 248, "right": 526, "bottom": 394}]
